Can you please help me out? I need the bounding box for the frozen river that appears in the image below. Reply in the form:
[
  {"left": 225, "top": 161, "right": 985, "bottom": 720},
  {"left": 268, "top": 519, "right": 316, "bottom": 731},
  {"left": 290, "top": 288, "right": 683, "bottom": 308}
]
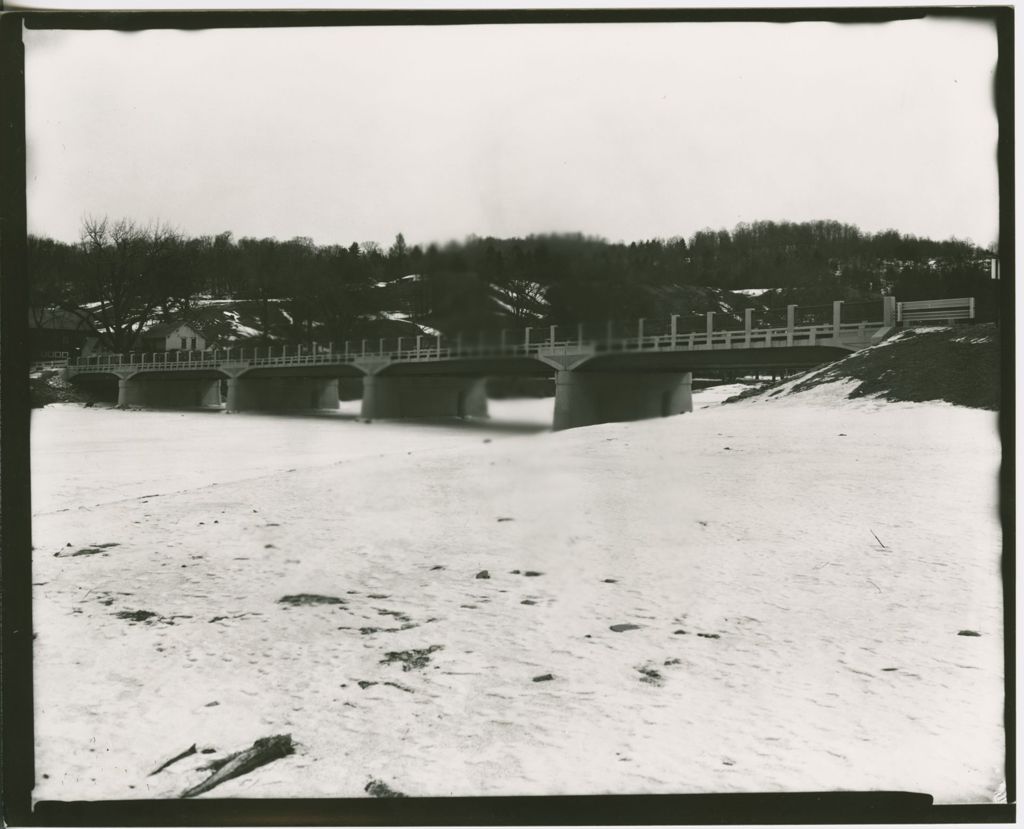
[
  {"left": 29, "top": 387, "right": 1004, "bottom": 803},
  {"left": 30, "top": 386, "right": 750, "bottom": 515},
  {"left": 31, "top": 397, "right": 558, "bottom": 516}
]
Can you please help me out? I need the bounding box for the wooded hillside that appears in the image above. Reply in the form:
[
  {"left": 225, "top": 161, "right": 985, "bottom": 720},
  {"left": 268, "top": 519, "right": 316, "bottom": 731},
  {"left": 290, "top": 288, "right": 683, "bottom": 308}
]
[{"left": 29, "top": 219, "right": 998, "bottom": 350}]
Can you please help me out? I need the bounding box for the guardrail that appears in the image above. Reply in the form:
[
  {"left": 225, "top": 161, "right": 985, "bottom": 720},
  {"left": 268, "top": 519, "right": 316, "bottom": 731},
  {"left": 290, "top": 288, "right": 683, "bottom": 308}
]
[{"left": 897, "top": 297, "right": 974, "bottom": 324}]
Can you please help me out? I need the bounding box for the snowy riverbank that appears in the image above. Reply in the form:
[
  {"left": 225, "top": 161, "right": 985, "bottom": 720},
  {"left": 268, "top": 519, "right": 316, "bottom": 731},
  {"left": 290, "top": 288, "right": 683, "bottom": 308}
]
[{"left": 30, "top": 390, "right": 1003, "bottom": 803}]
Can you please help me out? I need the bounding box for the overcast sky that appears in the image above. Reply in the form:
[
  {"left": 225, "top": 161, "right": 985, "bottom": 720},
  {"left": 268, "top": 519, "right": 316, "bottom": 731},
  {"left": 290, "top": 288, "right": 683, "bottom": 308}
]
[{"left": 25, "top": 17, "right": 999, "bottom": 248}]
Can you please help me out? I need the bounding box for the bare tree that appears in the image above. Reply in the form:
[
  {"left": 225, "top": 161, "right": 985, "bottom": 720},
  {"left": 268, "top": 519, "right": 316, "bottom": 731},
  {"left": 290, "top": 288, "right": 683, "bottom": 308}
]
[
  {"left": 496, "top": 277, "right": 546, "bottom": 322},
  {"left": 59, "top": 216, "right": 188, "bottom": 352}
]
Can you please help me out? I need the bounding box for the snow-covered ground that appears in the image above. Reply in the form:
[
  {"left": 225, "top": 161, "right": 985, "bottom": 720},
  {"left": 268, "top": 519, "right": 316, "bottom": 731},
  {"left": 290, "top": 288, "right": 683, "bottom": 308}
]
[{"left": 30, "top": 388, "right": 1003, "bottom": 803}]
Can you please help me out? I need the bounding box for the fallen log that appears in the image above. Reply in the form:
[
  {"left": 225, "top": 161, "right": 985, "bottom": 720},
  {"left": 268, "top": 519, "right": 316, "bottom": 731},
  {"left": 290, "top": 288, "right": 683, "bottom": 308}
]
[
  {"left": 180, "top": 734, "right": 294, "bottom": 798},
  {"left": 149, "top": 743, "right": 197, "bottom": 776}
]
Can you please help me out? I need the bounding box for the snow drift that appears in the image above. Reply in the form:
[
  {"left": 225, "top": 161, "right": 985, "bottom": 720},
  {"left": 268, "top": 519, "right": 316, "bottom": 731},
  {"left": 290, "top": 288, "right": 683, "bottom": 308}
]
[{"left": 726, "top": 324, "right": 1001, "bottom": 410}]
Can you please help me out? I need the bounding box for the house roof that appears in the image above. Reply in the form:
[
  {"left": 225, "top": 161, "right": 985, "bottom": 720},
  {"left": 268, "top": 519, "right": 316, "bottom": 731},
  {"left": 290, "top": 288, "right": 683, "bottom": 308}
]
[{"left": 143, "top": 321, "right": 207, "bottom": 339}]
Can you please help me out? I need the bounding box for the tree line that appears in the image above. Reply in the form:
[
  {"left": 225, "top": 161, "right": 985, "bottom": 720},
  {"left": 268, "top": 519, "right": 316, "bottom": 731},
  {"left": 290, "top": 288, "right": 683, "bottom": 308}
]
[{"left": 29, "top": 217, "right": 997, "bottom": 352}]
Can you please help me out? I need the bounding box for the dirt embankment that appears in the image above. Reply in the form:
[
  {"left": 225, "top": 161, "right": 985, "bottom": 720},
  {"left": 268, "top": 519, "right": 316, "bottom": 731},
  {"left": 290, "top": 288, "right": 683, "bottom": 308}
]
[
  {"left": 725, "top": 323, "right": 1002, "bottom": 410},
  {"left": 30, "top": 370, "right": 99, "bottom": 408}
]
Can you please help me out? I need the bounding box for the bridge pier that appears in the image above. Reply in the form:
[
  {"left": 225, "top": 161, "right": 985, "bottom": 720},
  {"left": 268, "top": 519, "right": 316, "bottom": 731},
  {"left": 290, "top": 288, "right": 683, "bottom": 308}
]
[
  {"left": 360, "top": 374, "right": 488, "bottom": 420},
  {"left": 118, "top": 376, "right": 222, "bottom": 409},
  {"left": 225, "top": 377, "right": 339, "bottom": 412},
  {"left": 552, "top": 370, "right": 692, "bottom": 431}
]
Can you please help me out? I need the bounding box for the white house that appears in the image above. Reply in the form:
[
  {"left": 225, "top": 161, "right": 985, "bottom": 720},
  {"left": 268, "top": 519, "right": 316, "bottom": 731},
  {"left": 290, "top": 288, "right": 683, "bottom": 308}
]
[{"left": 140, "top": 321, "right": 208, "bottom": 352}]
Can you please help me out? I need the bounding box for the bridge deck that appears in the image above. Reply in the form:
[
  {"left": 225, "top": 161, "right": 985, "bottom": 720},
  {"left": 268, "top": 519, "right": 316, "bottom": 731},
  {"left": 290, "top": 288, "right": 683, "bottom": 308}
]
[{"left": 67, "top": 320, "right": 883, "bottom": 377}]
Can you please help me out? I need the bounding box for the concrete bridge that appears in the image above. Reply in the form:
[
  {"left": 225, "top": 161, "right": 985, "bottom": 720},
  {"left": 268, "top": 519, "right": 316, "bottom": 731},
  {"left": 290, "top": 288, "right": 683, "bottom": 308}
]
[{"left": 66, "top": 299, "right": 895, "bottom": 430}]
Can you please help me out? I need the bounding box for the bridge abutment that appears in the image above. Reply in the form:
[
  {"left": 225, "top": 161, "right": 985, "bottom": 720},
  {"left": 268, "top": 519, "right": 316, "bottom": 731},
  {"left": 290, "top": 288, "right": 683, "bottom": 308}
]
[
  {"left": 118, "top": 377, "right": 222, "bottom": 409},
  {"left": 225, "top": 377, "right": 339, "bottom": 412},
  {"left": 360, "top": 375, "right": 488, "bottom": 420},
  {"left": 553, "top": 370, "right": 692, "bottom": 431}
]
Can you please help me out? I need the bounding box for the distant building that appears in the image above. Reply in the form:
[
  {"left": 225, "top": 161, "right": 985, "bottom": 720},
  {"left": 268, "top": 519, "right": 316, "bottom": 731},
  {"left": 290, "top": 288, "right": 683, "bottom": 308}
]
[
  {"left": 140, "top": 321, "right": 208, "bottom": 352},
  {"left": 28, "top": 308, "right": 92, "bottom": 358}
]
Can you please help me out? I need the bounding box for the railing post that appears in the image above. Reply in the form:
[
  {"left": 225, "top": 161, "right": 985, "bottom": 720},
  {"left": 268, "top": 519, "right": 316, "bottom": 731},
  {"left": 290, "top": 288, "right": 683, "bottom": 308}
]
[
  {"left": 577, "top": 323, "right": 584, "bottom": 349},
  {"left": 832, "top": 300, "right": 843, "bottom": 338},
  {"left": 706, "top": 311, "right": 714, "bottom": 342},
  {"left": 744, "top": 308, "right": 753, "bottom": 347},
  {"left": 416, "top": 335, "right": 422, "bottom": 354},
  {"left": 637, "top": 318, "right": 645, "bottom": 349},
  {"left": 524, "top": 327, "right": 531, "bottom": 350},
  {"left": 670, "top": 314, "right": 678, "bottom": 348},
  {"left": 361, "top": 339, "right": 367, "bottom": 357},
  {"left": 882, "top": 296, "right": 896, "bottom": 327},
  {"left": 344, "top": 341, "right": 350, "bottom": 359},
  {"left": 688, "top": 333, "right": 695, "bottom": 349},
  {"left": 969, "top": 296, "right": 975, "bottom": 319},
  {"left": 436, "top": 334, "right": 442, "bottom": 358},
  {"left": 549, "top": 325, "right": 556, "bottom": 347},
  {"left": 397, "top": 336, "right": 404, "bottom": 355},
  {"left": 787, "top": 304, "right": 796, "bottom": 346}
]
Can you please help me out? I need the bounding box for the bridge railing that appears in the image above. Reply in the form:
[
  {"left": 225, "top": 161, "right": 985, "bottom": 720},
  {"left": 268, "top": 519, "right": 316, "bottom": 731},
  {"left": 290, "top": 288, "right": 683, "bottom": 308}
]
[
  {"left": 66, "top": 301, "right": 890, "bottom": 374},
  {"left": 596, "top": 320, "right": 873, "bottom": 353}
]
